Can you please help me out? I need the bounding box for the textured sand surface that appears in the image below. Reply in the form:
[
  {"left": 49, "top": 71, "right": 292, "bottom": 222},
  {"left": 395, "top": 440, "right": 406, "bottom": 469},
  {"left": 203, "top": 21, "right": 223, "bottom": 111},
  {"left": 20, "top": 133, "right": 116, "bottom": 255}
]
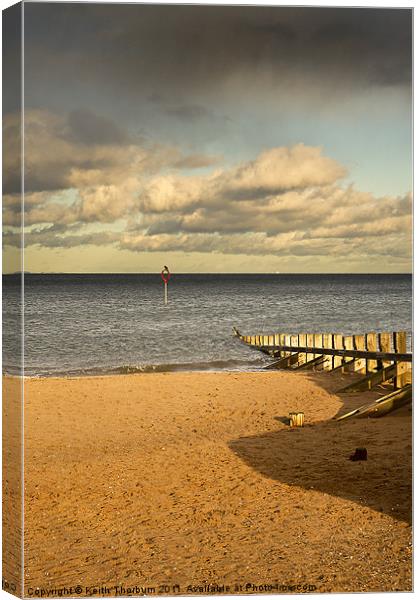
[
  {"left": 5, "top": 371, "right": 412, "bottom": 595},
  {"left": 2, "top": 377, "right": 23, "bottom": 597}
]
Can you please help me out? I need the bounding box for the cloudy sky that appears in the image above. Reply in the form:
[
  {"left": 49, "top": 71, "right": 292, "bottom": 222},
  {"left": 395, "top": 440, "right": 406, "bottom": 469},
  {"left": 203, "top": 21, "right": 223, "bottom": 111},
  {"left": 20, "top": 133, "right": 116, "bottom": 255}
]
[{"left": 3, "top": 2, "right": 412, "bottom": 273}]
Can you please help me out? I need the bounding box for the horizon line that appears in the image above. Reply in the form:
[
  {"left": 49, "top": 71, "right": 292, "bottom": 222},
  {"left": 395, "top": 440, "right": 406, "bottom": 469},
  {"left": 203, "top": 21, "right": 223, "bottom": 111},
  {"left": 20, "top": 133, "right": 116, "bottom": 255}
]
[{"left": 3, "top": 271, "right": 413, "bottom": 276}]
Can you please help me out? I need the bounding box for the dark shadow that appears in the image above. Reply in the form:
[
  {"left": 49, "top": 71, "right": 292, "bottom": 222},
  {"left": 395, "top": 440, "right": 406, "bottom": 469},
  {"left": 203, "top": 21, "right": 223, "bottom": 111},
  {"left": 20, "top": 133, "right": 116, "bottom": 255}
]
[
  {"left": 273, "top": 415, "right": 291, "bottom": 425},
  {"left": 229, "top": 370, "right": 412, "bottom": 524}
]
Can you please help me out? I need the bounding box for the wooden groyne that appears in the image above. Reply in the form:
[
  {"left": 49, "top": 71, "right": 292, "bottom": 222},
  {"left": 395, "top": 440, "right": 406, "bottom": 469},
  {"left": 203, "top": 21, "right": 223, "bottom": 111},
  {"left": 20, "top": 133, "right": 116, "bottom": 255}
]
[{"left": 233, "top": 328, "right": 412, "bottom": 392}]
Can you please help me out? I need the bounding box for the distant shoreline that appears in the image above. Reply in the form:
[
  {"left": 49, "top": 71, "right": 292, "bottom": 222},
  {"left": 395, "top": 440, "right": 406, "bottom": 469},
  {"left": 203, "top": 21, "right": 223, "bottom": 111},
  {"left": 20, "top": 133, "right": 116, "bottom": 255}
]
[{"left": 2, "top": 272, "right": 413, "bottom": 276}]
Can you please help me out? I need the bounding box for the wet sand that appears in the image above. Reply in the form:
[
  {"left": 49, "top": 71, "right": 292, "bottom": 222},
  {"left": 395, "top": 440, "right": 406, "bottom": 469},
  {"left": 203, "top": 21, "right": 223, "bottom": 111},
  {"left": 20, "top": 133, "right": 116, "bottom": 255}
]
[{"left": 4, "top": 371, "right": 412, "bottom": 594}]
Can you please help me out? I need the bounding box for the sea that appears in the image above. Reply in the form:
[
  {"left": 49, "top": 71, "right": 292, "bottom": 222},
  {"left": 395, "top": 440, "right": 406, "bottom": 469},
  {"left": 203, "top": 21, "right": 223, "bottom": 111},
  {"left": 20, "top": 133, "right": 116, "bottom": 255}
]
[{"left": 2, "top": 273, "right": 412, "bottom": 377}]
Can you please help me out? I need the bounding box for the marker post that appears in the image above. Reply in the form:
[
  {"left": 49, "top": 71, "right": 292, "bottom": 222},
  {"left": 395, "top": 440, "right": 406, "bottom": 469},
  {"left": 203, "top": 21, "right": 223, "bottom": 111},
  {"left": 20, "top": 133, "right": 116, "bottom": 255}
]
[{"left": 161, "top": 266, "right": 171, "bottom": 305}]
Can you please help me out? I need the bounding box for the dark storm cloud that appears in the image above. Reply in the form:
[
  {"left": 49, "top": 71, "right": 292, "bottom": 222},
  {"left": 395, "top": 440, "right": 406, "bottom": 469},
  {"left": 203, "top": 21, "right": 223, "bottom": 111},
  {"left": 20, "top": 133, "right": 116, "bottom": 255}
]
[
  {"left": 3, "top": 109, "right": 136, "bottom": 195},
  {"left": 23, "top": 4, "right": 412, "bottom": 104},
  {"left": 249, "top": 20, "right": 297, "bottom": 42},
  {"left": 64, "top": 109, "right": 130, "bottom": 146},
  {"left": 2, "top": 3, "right": 22, "bottom": 114},
  {"left": 165, "top": 104, "right": 211, "bottom": 122},
  {"left": 310, "top": 11, "right": 412, "bottom": 87},
  {"left": 2, "top": 111, "right": 114, "bottom": 195}
]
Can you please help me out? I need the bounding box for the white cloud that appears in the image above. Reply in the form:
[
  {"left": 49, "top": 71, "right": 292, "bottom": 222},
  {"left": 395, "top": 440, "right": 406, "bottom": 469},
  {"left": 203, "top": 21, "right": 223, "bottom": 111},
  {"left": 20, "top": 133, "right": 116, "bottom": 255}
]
[{"left": 2, "top": 112, "right": 411, "bottom": 269}]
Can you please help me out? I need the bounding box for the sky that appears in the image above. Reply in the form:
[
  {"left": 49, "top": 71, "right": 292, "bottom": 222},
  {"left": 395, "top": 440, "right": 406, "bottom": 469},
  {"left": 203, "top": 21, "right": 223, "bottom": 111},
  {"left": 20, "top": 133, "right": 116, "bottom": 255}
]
[{"left": 3, "top": 2, "right": 413, "bottom": 273}]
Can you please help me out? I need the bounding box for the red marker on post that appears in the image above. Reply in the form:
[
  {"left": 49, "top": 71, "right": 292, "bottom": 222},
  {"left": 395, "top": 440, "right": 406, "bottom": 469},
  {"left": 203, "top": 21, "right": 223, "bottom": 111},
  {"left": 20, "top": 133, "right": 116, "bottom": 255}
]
[{"left": 161, "top": 266, "right": 171, "bottom": 305}]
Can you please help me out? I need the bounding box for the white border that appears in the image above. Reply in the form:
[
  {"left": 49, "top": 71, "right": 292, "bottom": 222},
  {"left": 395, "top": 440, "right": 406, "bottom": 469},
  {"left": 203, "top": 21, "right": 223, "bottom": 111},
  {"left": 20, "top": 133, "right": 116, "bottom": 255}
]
[{"left": 0, "top": 2, "right": 415, "bottom": 600}]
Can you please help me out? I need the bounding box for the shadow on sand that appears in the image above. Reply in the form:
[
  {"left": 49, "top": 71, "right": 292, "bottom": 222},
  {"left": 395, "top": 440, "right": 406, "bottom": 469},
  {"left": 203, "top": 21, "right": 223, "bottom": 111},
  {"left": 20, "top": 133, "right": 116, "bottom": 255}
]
[{"left": 228, "top": 370, "right": 412, "bottom": 524}]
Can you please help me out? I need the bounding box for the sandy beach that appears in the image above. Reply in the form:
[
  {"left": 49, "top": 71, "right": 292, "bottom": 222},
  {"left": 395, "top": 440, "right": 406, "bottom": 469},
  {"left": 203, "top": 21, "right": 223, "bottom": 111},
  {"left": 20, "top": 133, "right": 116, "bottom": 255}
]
[{"left": 4, "top": 371, "right": 412, "bottom": 594}]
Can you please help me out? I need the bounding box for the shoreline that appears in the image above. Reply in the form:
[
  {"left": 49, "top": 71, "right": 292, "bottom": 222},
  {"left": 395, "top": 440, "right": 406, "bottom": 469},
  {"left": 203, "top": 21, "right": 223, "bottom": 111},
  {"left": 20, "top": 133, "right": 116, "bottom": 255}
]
[
  {"left": 3, "top": 367, "right": 270, "bottom": 380},
  {"left": 1, "top": 360, "right": 271, "bottom": 379},
  {"left": 3, "top": 371, "right": 412, "bottom": 593}
]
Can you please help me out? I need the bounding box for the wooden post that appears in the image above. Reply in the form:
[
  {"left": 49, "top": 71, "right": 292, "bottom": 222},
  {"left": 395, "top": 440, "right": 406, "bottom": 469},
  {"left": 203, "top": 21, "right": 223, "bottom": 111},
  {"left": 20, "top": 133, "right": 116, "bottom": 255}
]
[
  {"left": 280, "top": 334, "right": 286, "bottom": 358},
  {"left": 379, "top": 332, "right": 392, "bottom": 369},
  {"left": 354, "top": 334, "right": 367, "bottom": 373},
  {"left": 406, "top": 364, "right": 412, "bottom": 385},
  {"left": 314, "top": 333, "right": 323, "bottom": 369},
  {"left": 338, "top": 363, "right": 398, "bottom": 392},
  {"left": 322, "top": 333, "right": 333, "bottom": 371},
  {"left": 394, "top": 331, "right": 408, "bottom": 389},
  {"left": 264, "top": 352, "right": 300, "bottom": 370},
  {"left": 295, "top": 355, "right": 326, "bottom": 370},
  {"left": 274, "top": 333, "right": 280, "bottom": 347},
  {"left": 333, "top": 334, "right": 343, "bottom": 369},
  {"left": 284, "top": 334, "right": 291, "bottom": 358},
  {"left": 307, "top": 334, "right": 314, "bottom": 362},
  {"left": 290, "top": 334, "right": 299, "bottom": 365},
  {"left": 366, "top": 332, "right": 378, "bottom": 373},
  {"left": 298, "top": 333, "right": 307, "bottom": 366},
  {"left": 289, "top": 412, "right": 304, "bottom": 427},
  {"left": 343, "top": 336, "right": 355, "bottom": 371}
]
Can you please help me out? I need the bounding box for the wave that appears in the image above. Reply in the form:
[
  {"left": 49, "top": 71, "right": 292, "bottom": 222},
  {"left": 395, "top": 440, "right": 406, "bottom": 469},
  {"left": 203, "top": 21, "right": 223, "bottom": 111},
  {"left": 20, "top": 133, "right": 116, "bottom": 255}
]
[{"left": 3, "top": 357, "right": 269, "bottom": 378}]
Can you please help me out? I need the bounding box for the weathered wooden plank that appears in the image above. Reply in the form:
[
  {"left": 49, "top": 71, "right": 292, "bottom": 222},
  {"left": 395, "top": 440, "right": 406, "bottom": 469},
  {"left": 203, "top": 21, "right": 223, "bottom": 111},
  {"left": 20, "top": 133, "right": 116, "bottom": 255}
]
[
  {"left": 329, "top": 358, "right": 356, "bottom": 374},
  {"left": 330, "top": 332, "right": 351, "bottom": 373},
  {"left": 289, "top": 334, "right": 302, "bottom": 365},
  {"left": 263, "top": 352, "right": 300, "bottom": 370},
  {"left": 394, "top": 331, "right": 408, "bottom": 388},
  {"left": 354, "top": 334, "right": 367, "bottom": 373},
  {"left": 290, "top": 334, "right": 298, "bottom": 348},
  {"left": 274, "top": 333, "right": 280, "bottom": 346},
  {"left": 405, "top": 364, "right": 412, "bottom": 385},
  {"left": 379, "top": 332, "right": 392, "bottom": 369},
  {"left": 289, "top": 412, "right": 305, "bottom": 427},
  {"left": 314, "top": 334, "right": 323, "bottom": 367},
  {"left": 358, "top": 385, "right": 412, "bottom": 418},
  {"left": 284, "top": 334, "right": 291, "bottom": 358},
  {"left": 298, "top": 333, "right": 307, "bottom": 346},
  {"left": 338, "top": 363, "right": 397, "bottom": 393},
  {"left": 234, "top": 330, "right": 412, "bottom": 363},
  {"left": 333, "top": 334, "right": 344, "bottom": 369},
  {"left": 245, "top": 343, "right": 411, "bottom": 362},
  {"left": 298, "top": 333, "right": 307, "bottom": 365},
  {"left": 366, "top": 332, "right": 378, "bottom": 372},
  {"left": 351, "top": 335, "right": 364, "bottom": 372},
  {"left": 294, "top": 355, "right": 326, "bottom": 370},
  {"left": 342, "top": 336, "right": 356, "bottom": 371},
  {"left": 306, "top": 334, "right": 314, "bottom": 362},
  {"left": 336, "top": 386, "right": 412, "bottom": 421},
  {"left": 322, "top": 333, "right": 333, "bottom": 371},
  {"left": 279, "top": 333, "right": 286, "bottom": 359},
  {"left": 259, "top": 345, "right": 275, "bottom": 356}
]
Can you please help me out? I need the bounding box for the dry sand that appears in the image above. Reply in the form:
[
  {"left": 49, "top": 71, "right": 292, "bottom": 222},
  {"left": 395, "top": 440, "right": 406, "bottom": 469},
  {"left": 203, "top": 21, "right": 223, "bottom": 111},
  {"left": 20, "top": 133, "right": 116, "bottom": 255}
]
[{"left": 3, "top": 371, "right": 412, "bottom": 595}]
